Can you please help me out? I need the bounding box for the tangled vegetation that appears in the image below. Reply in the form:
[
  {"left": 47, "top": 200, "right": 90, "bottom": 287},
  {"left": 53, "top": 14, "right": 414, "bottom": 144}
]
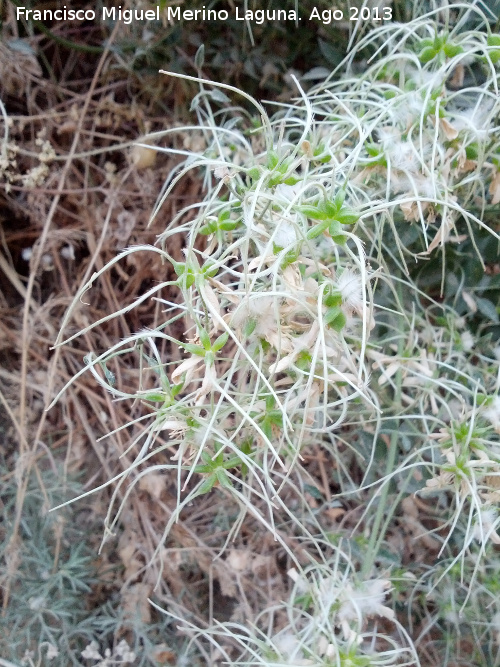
[{"left": 2, "top": 1, "right": 500, "bottom": 666}]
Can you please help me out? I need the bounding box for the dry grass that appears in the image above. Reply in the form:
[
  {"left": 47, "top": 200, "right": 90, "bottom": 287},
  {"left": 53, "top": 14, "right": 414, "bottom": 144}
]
[{"left": 0, "top": 13, "right": 222, "bottom": 662}]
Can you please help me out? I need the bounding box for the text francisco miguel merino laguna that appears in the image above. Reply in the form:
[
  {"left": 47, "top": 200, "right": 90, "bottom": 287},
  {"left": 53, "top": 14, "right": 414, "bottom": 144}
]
[{"left": 16, "top": 5, "right": 300, "bottom": 23}]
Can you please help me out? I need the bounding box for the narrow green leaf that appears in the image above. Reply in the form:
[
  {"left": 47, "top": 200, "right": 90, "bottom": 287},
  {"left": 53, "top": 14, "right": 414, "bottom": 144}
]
[
  {"left": 321, "top": 199, "right": 338, "bottom": 218},
  {"left": 216, "top": 468, "right": 233, "bottom": 490},
  {"left": 198, "top": 476, "right": 217, "bottom": 495},
  {"left": 247, "top": 166, "right": 261, "bottom": 180},
  {"left": 307, "top": 220, "right": 330, "bottom": 240},
  {"left": 219, "top": 219, "right": 239, "bottom": 231},
  {"left": 267, "top": 150, "right": 279, "bottom": 169},
  {"left": 143, "top": 393, "right": 166, "bottom": 402},
  {"left": 199, "top": 328, "right": 211, "bottom": 351},
  {"left": 200, "top": 220, "right": 217, "bottom": 235},
  {"left": 335, "top": 208, "right": 359, "bottom": 225},
  {"left": 194, "top": 44, "right": 205, "bottom": 70},
  {"left": 298, "top": 205, "right": 328, "bottom": 220},
  {"left": 243, "top": 318, "right": 257, "bottom": 337},
  {"left": 182, "top": 343, "right": 205, "bottom": 357},
  {"left": 334, "top": 189, "right": 346, "bottom": 211},
  {"left": 224, "top": 456, "right": 243, "bottom": 469},
  {"left": 324, "top": 306, "right": 343, "bottom": 325},
  {"left": 476, "top": 297, "right": 499, "bottom": 323},
  {"left": 419, "top": 38, "right": 434, "bottom": 48},
  {"left": 213, "top": 332, "right": 229, "bottom": 352},
  {"left": 171, "top": 382, "right": 183, "bottom": 397},
  {"left": 329, "top": 220, "right": 342, "bottom": 236}
]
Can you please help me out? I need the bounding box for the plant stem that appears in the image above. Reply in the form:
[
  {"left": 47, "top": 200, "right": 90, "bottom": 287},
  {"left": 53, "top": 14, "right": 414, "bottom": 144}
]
[{"left": 362, "top": 294, "right": 405, "bottom": 577}]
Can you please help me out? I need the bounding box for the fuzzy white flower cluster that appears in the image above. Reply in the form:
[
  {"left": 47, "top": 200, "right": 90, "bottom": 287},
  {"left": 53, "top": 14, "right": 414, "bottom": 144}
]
[
  {"left": 288, "top": 566, "right": 394, "bottom": 642},
  {"left": 218, "top": 562, "right": 415, "bottom": 666},
  {"left": 305, "top": 20, "right": 500, "bottom": 252},
  {"left": 81, "top": 639, "right": 136, "bottom": 666}
]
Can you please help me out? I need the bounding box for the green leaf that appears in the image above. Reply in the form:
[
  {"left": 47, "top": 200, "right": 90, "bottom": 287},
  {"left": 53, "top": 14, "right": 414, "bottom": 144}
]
[
  {"left": 143, "top": 393, "right": 166, "bottom": 402},
  {"left": 335, "top": 208, "right": 359, "bottom": 225},
  {"left": 419, "top": 46, "right": 437, "bottom": 63},
  {"left": 465, "top": 143, "right": 479, "bottom": 160},
  {"left": 265, "top": 395, "right": 275, "bottom": 411},
  {"left": 318, "top": 38, "right": 343, "bottom": 66},
  {"left": 329, "top": 220, "right": 342, "bottom": 236},
  {"left": 443, "top": 42, "right": 463, "bottom": 58},
  {"left": 247, "top": 166, "right": 261, "bottom": 180},
  {"left": 366, "top": 142, "right": 382, "bottom": 157},
  {"left": 324, "top": 290, "right": 342, "bottom": 308},
  {"left": 213, "top": 332, "right": 229, "bottom": 352},
  {"left": 298, "top": 205, "right": 328, "bottom": 220},
  {"left": 419, "top": 38, "right": 434, "bottom": 49},
  {"left": 334, "top": 189, "right": 346, "bottom": 211},
  {"left": 268, "top": 173, "right": 284, "bottom": 187},
  {"left": 267, "top": 150, "right": 280, "bottom": 169},
  {"left": 280, "top": 244, "right": 302, "bottom": 269},
  {"left": 488, "top": 34, "right": 500, "bottom": 47},
  {"left": 304, "top": 484, "right": 324, "bottom": 500},
  {"left": 476, "top": 297, "right": 499, "bottom": 323},
  {"left": 216, "top": 468, "right": 233, "bottom": 490},
  {"left": 261, "top": 420, "right": 273, "bottom": 440},
  {"left": 224, "top": 455, "right": 243, "bottom": 469},
  {"left": 101, "top": 363, "right": 116, "bottom": 387},
  {"left": 199, "top": 327, "right": 211, "bottom": 351},
  {"left": 198, "top": 476, "right": 217, "bottom": 495},
  {"left": 182, "top": 343, "right": 205, "bottom": 357},
  {"left": 219, "top": 219, "right": 239, "bottom": 231},
  {"left": 324, "top": 307, "right": 347, "bottom": 332},
  {"left": 433, "top": 34, "right": 445, "bottom": 50},
  {"left": 202, "top": 261, "right": 218, "bottom": 278},
  {"left": 243, "top": 318, "right": 257, "bottom": 337},
  {"left": 173, "top": 261, "right": 186, "bottom": 276},
  {"left": 238, "top": 439, "right": 252, "bottom": 477},
  {"left": 296, "top": 350, "right": 312, "bottom": 371},
  {"left": 324, "top": 306, "right": 342, "bottom": 324},
  {"left": 171, "top": 382, "right": 183, "bottom": 397},
  {"left": 277, "top": 162, "right": 289, "bottom": 175},
  {"left": 199, "top": 220, "right": 217, "bottom": 235},
  {"left": 321, "top": 199, "right": 338, "bottom": 218},
  {"left": 268, "top": 410, "right": 283, "bottom": 427},
  {"left": 174, "top": 263, "right": 195, "bottom": 287},
  {"left": 307, "top": 220, "right": 330, "bottom": 239},
  {"left": 194, "top": 44, "right": 205, "bottom": 70}
]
